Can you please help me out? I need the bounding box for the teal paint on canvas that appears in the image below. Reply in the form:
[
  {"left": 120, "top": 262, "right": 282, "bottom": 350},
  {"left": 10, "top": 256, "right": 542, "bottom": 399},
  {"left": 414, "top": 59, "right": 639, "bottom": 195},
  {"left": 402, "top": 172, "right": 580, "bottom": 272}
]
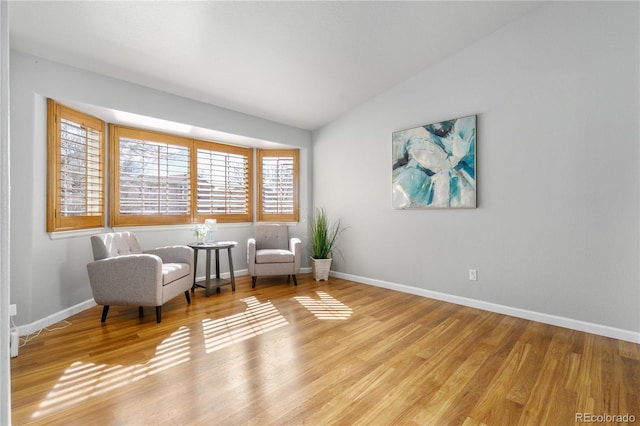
[{"left": 392, "top": 115, "right": 476, "bottom": 209}]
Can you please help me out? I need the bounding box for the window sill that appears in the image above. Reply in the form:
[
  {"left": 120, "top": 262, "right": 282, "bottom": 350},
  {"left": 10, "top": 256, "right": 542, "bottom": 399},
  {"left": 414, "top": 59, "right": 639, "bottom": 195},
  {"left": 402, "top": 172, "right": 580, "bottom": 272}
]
[
  {"left": 113, "top": 223, "right": 252, "bottom": 233},
  {"left": 48, "top": 222, "right": 257, "bottom": 240},
  {"left": 48, "top": 227, "right": 108, "bottom": 240}
]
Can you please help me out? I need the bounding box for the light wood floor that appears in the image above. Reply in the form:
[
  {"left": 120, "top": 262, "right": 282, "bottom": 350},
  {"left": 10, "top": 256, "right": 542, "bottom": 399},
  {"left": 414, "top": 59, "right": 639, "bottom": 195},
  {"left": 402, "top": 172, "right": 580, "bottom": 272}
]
[{"left": 11, "top": 274, "right": 640, "bottom": 425}]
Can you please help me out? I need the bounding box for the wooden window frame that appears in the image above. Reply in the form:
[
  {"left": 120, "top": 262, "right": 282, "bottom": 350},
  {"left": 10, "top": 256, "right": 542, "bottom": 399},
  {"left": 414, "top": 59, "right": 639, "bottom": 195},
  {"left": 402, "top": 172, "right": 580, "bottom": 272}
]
[
  {"left": 193, "top": 140, "right": 253, "bottom": 223},
  {"left": 110, "top": 125, "right": 193, "bottom": 226},
  {"left": 47, "top": 100, "right": 105, "bottom": 232},
  {"left": 110, "top": 125, "right": 254, "bottom": 226},
  {"left": 257, "top": 149, "right": 299, "bottom": 222}
]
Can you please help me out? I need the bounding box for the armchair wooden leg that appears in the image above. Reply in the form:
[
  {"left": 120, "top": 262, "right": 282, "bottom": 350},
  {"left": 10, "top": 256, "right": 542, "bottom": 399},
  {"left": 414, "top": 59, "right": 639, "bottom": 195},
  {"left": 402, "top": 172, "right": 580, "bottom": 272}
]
[
  {"left": 101, "top": 306, "right": 110, "bottom": 323},
  {"left": 252, "top": 276, "right": 257, "bottom": 288},
  {"left": 155, "top": 306, "right": 162, "bottom": 323},
  {"left": 184, "top": 291, "right": 191, "bottom": 304},
  {"left": 292, "top": 274, "right": 298, "bottom": 286}
]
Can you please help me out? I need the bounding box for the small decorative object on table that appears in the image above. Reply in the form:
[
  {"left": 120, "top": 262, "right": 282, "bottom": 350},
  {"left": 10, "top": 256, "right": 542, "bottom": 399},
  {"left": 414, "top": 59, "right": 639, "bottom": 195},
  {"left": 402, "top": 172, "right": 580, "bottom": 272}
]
[
  {"left": 194, "top": 224, "right": 208, "bottom": 244},
  {"left": 205, "top": 219, "right": 217, "bottom": 243}
]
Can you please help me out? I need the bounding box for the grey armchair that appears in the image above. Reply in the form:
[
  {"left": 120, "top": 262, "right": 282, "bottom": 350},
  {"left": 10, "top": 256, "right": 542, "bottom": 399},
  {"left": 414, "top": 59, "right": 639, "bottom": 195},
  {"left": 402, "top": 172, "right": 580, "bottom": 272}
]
[
  {"left": 87, "top": 232, "right": 194, "bottom": 323},
  {"left": 247, "top": 224, "right": 301, "bottom": 288}
]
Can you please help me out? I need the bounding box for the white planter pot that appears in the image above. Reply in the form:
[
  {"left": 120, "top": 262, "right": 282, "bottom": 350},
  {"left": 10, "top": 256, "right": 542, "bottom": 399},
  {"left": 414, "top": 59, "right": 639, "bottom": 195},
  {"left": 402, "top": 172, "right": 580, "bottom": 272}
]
[{"left": 311, "top": 257, "right": 332, "bottom": 281}]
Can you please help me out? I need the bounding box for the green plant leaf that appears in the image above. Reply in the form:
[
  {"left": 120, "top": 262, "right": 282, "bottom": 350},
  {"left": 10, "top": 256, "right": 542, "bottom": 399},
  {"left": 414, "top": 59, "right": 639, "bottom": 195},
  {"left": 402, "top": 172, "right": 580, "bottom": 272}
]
[{"left": 310, "top": 207, "right": 344, "bottom": 259}]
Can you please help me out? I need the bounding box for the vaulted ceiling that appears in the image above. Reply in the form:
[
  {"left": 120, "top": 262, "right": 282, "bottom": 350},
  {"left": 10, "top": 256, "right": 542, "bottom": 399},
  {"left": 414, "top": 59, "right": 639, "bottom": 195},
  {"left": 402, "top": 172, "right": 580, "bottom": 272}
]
[{"left": 9, "top": 1, "right": 542, "bottom": 131}]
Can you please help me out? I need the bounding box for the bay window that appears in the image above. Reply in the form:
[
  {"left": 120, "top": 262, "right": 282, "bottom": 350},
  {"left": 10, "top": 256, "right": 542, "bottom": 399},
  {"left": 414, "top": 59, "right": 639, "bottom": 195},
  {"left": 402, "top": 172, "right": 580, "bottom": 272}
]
[{"left": 47, "top": 100, "right": 299, "bottom": 231}]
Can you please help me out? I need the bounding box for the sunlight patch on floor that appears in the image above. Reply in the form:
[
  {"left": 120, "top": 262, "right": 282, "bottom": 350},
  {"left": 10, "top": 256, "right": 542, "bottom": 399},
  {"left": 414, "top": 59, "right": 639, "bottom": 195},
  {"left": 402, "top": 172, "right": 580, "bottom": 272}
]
[
  {"left": 32, "top": 326, "right": 191, "bottom": 419},
  {"left": 294, "top": 291, "right": 352, "bottom": 320},
  {"left": 31, "top": 296, "right": 296, "bottom": 419},
  {"left": 202, "top": 296, "right": 289, "bottom": 353}
]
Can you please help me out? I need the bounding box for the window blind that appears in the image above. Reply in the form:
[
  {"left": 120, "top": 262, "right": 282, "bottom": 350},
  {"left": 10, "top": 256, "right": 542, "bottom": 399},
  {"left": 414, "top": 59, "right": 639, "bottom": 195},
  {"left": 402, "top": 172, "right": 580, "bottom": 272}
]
[
  {"left": 196, "top": 147, "right": 249, "bottom": 215},
  {"left": 118, "top": 137, "right": 190, "bottom": 216},
  {"left": 59, "top": 118, "right": 103, "bottom": 217},
  {"left": 261, "top": 156, "right": 295, "bottom": 215}
]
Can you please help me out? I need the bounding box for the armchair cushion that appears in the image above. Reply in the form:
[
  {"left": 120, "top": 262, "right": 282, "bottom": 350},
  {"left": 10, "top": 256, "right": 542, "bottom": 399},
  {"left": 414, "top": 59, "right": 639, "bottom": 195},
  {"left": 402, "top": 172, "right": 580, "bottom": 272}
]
[
  {"left": 146, "top": 246, "right": 193, "bottom": 286},
  {"left": 162, "top": 263, "right": 190, "bottom": 285},
  {"left": 256, "top": 249, "right": 295, "bottom": 264}
]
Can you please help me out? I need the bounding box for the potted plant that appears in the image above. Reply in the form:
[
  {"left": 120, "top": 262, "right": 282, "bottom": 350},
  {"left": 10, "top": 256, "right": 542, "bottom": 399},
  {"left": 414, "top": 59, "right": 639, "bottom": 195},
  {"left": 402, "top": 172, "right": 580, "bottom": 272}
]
[{"left": 310, "top": 207, "right": 344, "bottom": 281}]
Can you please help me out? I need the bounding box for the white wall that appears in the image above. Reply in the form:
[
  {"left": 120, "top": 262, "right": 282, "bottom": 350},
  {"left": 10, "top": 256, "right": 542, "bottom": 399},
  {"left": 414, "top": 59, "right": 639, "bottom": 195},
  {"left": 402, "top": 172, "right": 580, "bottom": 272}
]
[
  {"left": 9, "top": 51, "right": 312, "bottom": 329},
  {"left": 313, "top": 2, "right": 640, "bottom": 338}
]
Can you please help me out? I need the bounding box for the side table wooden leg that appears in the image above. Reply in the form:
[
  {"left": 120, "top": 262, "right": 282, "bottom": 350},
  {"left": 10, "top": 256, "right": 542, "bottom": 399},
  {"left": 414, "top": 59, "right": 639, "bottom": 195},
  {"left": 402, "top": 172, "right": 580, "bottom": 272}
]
[
  {"left": 191, "top": 248, "right": 198, "bottom": 292},
  {"left": 215, "top": 249, "right": 221, "bottom": 293},
  {"left": 228, "top": 247, "right": 236, "bottom": 291},
  {"left": 205, "top": 249, "right": 212, "bottom": 297}
]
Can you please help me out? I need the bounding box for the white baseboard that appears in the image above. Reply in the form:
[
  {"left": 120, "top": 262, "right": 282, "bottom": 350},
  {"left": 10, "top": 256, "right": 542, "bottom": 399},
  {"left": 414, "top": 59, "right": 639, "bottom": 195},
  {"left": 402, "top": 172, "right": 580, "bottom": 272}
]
[
  {"left": 196, "top": 268, "right": 312, "bottom": 282},
  {"left": 15, "top": 299, "right": 97, "bottom": 337},
  {"left": 20, "top": 269, "right": 636, "bottom": 344},
  {"left": 330, "top": 271, "right": 640, "bottom": 344}
]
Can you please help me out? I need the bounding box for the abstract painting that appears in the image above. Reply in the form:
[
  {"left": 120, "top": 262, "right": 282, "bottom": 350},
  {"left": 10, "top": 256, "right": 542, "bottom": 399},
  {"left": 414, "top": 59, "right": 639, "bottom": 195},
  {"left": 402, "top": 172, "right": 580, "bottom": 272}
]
[{"left": 392, "top": 115, "right": 476, "bottom": 209}]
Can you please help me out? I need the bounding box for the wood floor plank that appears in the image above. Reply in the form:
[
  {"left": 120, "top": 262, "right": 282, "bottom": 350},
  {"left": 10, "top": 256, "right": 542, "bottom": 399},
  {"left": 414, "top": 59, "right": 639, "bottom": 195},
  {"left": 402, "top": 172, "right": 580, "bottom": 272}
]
[{"left": 10, "top": 274, "right": 640, "bottom": 425}]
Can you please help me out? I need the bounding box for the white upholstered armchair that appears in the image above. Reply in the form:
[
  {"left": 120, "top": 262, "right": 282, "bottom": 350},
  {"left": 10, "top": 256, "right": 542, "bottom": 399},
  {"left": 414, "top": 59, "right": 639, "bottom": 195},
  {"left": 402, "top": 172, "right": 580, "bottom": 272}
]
[
  {"left": 87, "top": 232, "right": 194, "bottom": 323},
  {"left": 247, "top": 224, "right": 301, "bottom": 288}
]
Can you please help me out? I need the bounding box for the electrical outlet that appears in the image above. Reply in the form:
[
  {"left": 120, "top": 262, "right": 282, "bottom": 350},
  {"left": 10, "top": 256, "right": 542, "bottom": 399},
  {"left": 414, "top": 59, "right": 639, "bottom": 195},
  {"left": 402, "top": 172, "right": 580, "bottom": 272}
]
[
  {"left": 9, "top": 304, "right": 16, "bottom": 317},
  {"left": 469, "top": 269, "right": 477, "bottom": 281}
]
